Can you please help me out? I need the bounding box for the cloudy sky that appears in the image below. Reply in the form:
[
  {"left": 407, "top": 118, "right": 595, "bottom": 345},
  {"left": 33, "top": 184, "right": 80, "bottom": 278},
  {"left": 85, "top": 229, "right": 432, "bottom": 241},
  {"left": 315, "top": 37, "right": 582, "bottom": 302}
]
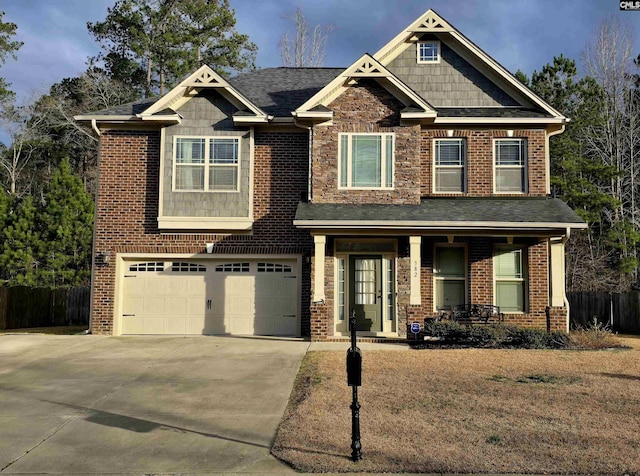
[{"left": 1, "top": 0, "right": 639, "bottom": 104}]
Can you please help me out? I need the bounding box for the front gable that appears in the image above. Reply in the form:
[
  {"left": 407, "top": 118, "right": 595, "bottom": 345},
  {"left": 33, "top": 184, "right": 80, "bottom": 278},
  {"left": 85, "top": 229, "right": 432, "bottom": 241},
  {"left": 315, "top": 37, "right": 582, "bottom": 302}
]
[
  {"left": 387, "top": 34, "right": 519, "bottom": 107},
  {"left": 374, "top": 9, "right": 564, "bottom": 119},
  {"left": 295, "top": 54, "right": 436, "bottom": 124}
]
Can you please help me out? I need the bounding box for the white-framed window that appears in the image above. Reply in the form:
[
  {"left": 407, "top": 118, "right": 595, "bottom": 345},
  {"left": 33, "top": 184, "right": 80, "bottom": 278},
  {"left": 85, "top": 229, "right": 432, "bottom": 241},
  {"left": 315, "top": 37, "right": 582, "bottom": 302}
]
[
  {"left": 417, "top": 41, "right": 440, "bottom": 63},
  {"left": 174, "top": 136, "right": 239, "bottom": 192},
  {"left": 338, "top": 133, "right": 394, "bottom": 189},
  {"left": 494, "top": 138, "right": 527, "bottom": 193},
  {"left": 494, "top": 247, "right": 526, "bottom": 313},
  {"left": 434, "top": 245, "right": 466, "bottom": 311},
  {"left": 434, "top": 138, "right": 465, "bottom": 193}
]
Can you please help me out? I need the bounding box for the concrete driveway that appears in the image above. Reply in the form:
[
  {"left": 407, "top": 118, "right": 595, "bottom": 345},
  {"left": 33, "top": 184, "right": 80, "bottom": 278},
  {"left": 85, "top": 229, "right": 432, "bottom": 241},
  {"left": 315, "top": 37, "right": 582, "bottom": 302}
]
[{"left": 0, "top": 334, "right": 309, "bottom": 474}]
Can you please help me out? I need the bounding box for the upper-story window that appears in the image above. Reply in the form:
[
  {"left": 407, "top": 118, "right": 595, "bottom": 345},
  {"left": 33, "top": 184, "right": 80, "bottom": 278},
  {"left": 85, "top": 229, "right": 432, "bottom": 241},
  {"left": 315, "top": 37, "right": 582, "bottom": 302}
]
[
  {"left": 417, "top": 41, "right": 440, "bottom": 63},
  {"left": 434, "top": 139, "right": 465, "bottom": 193},
  {"left": 339, "top": 133, "right": 394, "bottom": 189},
  {"left": 174, "top": 136, "right": 239, "bottom": 192},
  {"left": 494, "top": 139, "right": 527, "bottom": 193}
]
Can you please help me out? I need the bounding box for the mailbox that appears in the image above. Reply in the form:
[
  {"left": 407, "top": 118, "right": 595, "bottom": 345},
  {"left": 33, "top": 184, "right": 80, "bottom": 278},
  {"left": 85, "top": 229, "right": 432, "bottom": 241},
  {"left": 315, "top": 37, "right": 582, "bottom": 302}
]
[{"left": 346, "top": 347, "right": 362, "bottom": 387}]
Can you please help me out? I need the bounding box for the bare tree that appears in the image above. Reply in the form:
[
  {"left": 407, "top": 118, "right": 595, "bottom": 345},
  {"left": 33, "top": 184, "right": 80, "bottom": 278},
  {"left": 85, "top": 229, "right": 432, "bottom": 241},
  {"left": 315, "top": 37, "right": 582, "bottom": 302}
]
[
  {"left": 580, "top": 16, "right": 640, "bottom": 282},
  {"left": 279, "top": 7, "right": 334, "bottom": 67},
  {"left": 0, "top": 97, "right": 48, "bottom": 197}
]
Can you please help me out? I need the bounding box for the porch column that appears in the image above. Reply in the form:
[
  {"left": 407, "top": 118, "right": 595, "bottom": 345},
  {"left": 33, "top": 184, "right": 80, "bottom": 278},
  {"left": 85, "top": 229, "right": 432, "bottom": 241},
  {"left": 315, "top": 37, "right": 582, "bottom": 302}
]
[
  {"left": 313, "top": 235, "right": 326, "bottom": 303},
  {"left": 409, "top": 236, "right": 421, "bottom": 305},
  {"left": 549, "top": 237, "right": 566, "bottom": 308}
]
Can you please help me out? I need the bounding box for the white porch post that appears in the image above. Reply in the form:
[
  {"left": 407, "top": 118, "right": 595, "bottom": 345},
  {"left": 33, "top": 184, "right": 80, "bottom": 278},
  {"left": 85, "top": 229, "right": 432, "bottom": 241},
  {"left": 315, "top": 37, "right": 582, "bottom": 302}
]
[
  {"left": 313, "top": 235, "right": 326, "bottom": 303},
  {"left": 549, "top": 237, "right": 567, "bottom": 308},
  {"left": 409, "top": 236, "right": 422, "bottom": 305}
]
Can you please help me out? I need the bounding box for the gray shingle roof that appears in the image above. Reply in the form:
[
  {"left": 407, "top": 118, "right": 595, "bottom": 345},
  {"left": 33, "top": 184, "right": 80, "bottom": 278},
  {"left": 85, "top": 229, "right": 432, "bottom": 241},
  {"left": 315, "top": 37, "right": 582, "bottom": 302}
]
[
  {"left": 82, "top": 68, "right": 552, "bottom": 119},
  {"left": 437, "top": 107, "right": 552, "bottom": 118},
  {"left": 228, "top": 67, "right": 344, "bottom": 116},
  {"left": 295, "top": 197, "right": 585, "bottom": 228},
  {"left": 86, "top": 97, "right": 159, "bottom": 116}
]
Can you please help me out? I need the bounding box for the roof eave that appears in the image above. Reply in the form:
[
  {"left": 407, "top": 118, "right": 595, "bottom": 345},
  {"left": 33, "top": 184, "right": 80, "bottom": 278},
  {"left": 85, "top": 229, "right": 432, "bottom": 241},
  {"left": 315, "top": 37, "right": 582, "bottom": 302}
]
[
  {"left": 232, "top": 114, "right": 271, "bottom": 124},
  {"left": 433, "top": 117, "right": 566, "bottom": 125},
  {"left": 293, "top": 220, "right": 588, "bottom": 231}
]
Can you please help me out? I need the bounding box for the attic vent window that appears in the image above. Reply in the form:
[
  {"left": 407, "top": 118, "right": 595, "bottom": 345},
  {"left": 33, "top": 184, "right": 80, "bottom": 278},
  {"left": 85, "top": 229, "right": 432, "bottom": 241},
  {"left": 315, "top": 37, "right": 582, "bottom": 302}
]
[{"left": 417, "top": 41, "right": 440, "bottom": 63}]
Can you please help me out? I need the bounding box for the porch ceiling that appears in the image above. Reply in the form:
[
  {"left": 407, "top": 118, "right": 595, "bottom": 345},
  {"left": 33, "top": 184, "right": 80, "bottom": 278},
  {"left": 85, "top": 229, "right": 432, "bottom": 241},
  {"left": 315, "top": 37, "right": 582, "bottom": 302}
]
[{"left": 294, "top": 197, "right": 587, "bottom": 232}]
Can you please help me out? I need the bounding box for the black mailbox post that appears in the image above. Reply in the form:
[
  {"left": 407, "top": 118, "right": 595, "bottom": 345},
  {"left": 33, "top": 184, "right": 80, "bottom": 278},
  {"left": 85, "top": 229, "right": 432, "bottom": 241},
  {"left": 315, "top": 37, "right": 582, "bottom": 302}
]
[{"left": 346, "top": 310, "right": 362, "bottom": 462}]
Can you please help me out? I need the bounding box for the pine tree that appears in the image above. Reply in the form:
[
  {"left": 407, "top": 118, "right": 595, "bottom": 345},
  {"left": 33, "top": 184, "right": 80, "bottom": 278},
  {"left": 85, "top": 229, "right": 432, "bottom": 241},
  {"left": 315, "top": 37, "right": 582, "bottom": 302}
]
[
  {"left": 39, "top": 158, "right": 94, "bottom": 287},
  {"left": 0, "top": 195, "right": 40, "bottom": 286},
  {"left": 87, "top": 0, "right": 257, "bottom": 97}
]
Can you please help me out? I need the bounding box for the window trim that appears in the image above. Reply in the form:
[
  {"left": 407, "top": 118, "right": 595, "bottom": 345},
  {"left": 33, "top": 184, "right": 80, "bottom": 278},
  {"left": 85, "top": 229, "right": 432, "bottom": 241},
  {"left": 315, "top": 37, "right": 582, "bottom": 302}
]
[
  {"left": 433, "top": 243, "right": 468, "bottom": 312},
  {"left": 337, "top": 132, "right": 395, "bottom": 190},
  {"left": 417, "top": 40, "right": 441, "bottom": 64},
  {"left": 493, "top": 245, "right": 527, "bottom": 313},
  {"left": 172, "top": 135, "right": 240, "bottom": 193},
  {"left": 493, "top": 138, "right": 528, "bottom": 194},
  {"left": 433, "top": 138, "right": 466, "bottom": 194}
]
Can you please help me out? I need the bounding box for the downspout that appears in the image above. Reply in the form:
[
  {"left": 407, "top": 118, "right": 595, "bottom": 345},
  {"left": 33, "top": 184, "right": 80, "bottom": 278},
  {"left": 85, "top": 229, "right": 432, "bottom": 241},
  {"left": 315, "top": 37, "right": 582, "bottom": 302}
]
[
  {"left": 293, "top": 116, "right": 313, "bottom": 202},
  {"left": 87, "top": 125, "right": 103, "bottom": 334},
  {"left": 91, "top": 119, "right": 101, "bottom": 137},
  {"left": 545, "top": 124, "right": 565, "bottom": 195},
  {"left": 308, "top": 125, "right": 313, "bottom": 202},
  {"left": 562, "top": 226, "right": 571, "bottom": 333}
]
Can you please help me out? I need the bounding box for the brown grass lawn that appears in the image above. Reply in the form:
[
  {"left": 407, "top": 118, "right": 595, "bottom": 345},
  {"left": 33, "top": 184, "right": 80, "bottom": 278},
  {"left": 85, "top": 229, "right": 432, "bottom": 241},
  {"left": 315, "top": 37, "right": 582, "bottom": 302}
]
[{"left": 273, "top": 337, "right": 640, "bottom": 474}]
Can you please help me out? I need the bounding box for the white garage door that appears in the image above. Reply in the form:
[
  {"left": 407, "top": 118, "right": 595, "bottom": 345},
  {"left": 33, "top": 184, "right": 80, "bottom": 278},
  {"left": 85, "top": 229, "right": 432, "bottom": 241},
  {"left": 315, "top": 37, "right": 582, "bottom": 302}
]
[{"left": 121, "top": 259, "right": 298, "bottom": 335}]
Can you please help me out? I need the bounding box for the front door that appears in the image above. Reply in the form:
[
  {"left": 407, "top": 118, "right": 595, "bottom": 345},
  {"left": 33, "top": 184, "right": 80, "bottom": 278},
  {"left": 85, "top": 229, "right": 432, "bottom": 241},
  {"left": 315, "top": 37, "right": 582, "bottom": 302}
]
[{"left": 349, "top": 256, "right": 383, "bottom": 332}]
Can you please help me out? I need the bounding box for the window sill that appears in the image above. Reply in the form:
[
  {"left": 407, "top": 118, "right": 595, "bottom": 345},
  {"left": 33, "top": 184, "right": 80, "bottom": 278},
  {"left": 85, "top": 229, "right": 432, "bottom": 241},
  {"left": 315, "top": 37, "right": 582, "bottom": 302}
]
[{"left": 157, "top": 216, "right": 253, "bottom": 230}]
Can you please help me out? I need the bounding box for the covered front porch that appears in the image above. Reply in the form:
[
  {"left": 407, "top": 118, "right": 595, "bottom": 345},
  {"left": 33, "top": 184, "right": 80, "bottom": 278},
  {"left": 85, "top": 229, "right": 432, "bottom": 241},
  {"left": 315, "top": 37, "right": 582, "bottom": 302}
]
[{"left": 294, "top": 198, "right": 587, "bottom": 341}]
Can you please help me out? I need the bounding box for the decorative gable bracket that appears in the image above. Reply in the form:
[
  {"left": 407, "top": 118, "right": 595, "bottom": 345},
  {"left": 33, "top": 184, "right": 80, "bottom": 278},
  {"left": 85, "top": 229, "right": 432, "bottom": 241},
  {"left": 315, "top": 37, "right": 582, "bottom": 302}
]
[
  {"left": 140, "top": 65, "right": 270, "bottom": 124},
  {"left": 295, "top": 53, "right": 437, "bottom": 125}
]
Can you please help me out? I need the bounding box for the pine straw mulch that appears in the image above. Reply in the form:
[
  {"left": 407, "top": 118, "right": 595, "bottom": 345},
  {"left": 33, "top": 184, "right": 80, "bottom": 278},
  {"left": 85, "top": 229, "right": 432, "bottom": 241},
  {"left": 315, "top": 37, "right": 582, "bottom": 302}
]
[{"left": 272, "top": 338, "right": 640, "bottom": 474}]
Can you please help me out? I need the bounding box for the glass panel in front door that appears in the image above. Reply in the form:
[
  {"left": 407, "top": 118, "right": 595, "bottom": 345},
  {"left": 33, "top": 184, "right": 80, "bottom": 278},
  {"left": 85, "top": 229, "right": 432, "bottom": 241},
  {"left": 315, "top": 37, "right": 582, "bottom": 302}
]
[{"left": 351, "top": 257, "right": 382, "bottom": 332}]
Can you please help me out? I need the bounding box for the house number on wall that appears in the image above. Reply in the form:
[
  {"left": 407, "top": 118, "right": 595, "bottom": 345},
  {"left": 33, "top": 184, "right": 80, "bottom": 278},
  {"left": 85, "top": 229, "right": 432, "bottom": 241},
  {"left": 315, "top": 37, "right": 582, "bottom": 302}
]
[{"left": 413, "top": 260, "right": 419, "bottom": 278}]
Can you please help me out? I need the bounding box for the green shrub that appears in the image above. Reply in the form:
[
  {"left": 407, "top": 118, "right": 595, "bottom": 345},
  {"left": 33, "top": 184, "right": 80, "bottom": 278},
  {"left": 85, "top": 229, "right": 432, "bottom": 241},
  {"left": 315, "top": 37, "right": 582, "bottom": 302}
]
[{"left": 421, "top": 321, "right": 569, "bottom": 349}]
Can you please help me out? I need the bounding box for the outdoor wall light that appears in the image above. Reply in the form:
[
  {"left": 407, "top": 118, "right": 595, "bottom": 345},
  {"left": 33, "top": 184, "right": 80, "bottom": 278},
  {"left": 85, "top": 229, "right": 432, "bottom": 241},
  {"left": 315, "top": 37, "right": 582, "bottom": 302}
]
[{"left": 99, "top": 251, "right": 111, "bottom": 264}]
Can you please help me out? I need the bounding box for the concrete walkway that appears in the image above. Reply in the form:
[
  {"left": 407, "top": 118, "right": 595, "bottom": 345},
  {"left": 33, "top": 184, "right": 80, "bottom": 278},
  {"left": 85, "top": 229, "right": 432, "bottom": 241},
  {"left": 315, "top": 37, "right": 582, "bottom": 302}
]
[{"left": 0, "top": 334, "right": 312, "bottom": 474}]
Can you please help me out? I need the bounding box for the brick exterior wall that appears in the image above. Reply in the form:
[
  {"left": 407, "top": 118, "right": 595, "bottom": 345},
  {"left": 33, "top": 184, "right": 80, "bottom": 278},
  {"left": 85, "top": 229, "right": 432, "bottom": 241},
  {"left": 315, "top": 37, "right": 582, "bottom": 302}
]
[
  {"left": 420, "top": 129, "right": 547, "bottom": 197},
  {"left": 92, "top": 129, "right": 313, "bottom": 335},
  {"left": 417, "top": 237, "right": 558, "bottom": 331},
  {"left": 301, "top": 81, "right": 563, "bottom": 339},
  {"left": 94, "top": 80, "right": 566, "bottom": 339},
  {"left": 311, "top": 80, "right": 422, "bottom": 205}
]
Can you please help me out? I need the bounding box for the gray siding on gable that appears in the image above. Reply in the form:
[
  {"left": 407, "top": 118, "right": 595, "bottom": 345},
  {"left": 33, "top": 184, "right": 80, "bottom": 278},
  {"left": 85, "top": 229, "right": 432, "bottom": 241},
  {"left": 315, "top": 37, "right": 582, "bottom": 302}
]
[
  {"left": 388, "top": 36, "right": 519, "bottom": 107},
  {"left": 162, "top": 91, "right": 251, "bottom": 218}
]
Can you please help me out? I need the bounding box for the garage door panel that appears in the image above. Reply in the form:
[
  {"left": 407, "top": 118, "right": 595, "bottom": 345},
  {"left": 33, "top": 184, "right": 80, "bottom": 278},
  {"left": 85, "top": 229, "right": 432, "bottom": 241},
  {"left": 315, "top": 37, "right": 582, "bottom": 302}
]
[
  {"left": 144, "top": 296, "right": 168, "bottom": 315},
  {"left": 121, "top": 259, "right": 298, "bottom": 336},
  {"left": 165, "top": 316, "right": 187, "bottom": 334},
  {"left": 121, "top": 315, "right": 143, "bottom": 334},
  {"left": 203, "top": 315, "right": 226, "bottom": 334},
  {"left": 142, "top": 317, "right": 166, "bottom": 334}
]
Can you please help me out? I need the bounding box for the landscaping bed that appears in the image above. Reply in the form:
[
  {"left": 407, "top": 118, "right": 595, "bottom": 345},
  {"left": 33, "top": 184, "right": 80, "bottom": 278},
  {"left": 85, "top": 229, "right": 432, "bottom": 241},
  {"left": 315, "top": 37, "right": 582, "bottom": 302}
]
[{"left": 272, "top": 339, "right": 640, "bottom": 474}]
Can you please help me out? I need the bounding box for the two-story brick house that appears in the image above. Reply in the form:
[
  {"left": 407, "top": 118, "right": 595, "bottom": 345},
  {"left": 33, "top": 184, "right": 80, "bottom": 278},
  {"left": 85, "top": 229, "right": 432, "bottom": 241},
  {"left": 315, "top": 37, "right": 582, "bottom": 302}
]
[{"left": 77, "top": 9, "right": 586, "bottom": 340}]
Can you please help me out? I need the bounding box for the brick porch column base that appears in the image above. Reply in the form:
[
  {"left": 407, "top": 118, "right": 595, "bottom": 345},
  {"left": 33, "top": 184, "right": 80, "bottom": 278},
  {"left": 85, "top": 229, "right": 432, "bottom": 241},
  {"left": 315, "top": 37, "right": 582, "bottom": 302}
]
[
  {"left": 547, "top": 306, "right": 569, "bottom": 332},
  {"left": 310, "top": 303, "right": 329, "bottom": 341},
  {"left": 403, "top": 304, "right": 423, "bottom": 337}
]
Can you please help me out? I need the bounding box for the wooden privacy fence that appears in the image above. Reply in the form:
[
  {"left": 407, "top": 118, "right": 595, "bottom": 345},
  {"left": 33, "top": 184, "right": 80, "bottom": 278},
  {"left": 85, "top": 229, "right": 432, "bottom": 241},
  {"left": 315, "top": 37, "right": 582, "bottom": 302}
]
[
  {"left": 0, "top": 286, "right": 90, "bottom": 330},
  {"left": 567, "top": 291, "right": 640, "bottom": 334}
]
